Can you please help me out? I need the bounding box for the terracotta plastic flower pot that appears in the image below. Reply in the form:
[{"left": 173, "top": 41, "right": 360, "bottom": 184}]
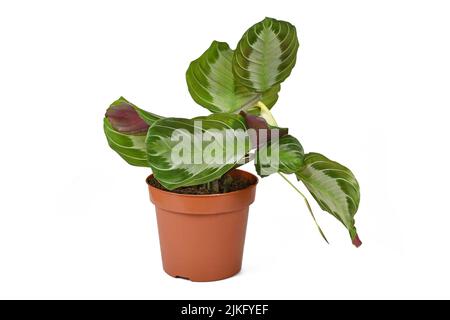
[{"left": 147, "top": 169, "right": 258, "bottom": 282}]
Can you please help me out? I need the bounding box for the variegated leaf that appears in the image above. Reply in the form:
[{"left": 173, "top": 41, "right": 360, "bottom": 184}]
[
  {"left": 296, "top": 153, "right": 362, "bottom": 247},
  {"left": 103, "top": 117, "right": 149, "bottom": 167},
  {"left": 104, "top": 97, "right": 163, "bottom": 167},
  {"left": 186, "top": 41, "right": 280, "bottom": 113},
  {"left": 233, "top": 17, "right": 299, "bottom": 92},
  {"left": 146, "top": 113, "right": 251, "bottom": 190},
  {"left": 256, "top": 135, "right": 304, "bottom": 177}
]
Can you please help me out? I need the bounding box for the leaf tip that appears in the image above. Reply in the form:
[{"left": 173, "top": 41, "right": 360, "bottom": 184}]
[{"left": 352, "top": 234, "right": 362, "bottom": 248}]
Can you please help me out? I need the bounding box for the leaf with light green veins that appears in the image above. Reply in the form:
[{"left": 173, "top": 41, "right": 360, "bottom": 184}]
[
  {"left": 255, "top": 135, "right": 304, "bottom": 177},
  {"left": 233, "top": 17, "right": 299, "bottom": 92},
  {"left": 103, "top": 97, "right": 163, "bottom": 167},
  {"left": 186, "top": 41, "right": 280, "bottom": 113},
  {"left": 296, "top": 153, "right": 362, "bottom": 247},
  {"left": 146, "top": 113, "right": 251, "bottom": 190},
  {"left": 103, "top": 118, "right": 149, "bottom": 167}
]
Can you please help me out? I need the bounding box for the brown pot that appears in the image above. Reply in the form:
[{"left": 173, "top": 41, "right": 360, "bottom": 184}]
[{"left": 147, "top": 169, "right": 258, "bottom": 282}]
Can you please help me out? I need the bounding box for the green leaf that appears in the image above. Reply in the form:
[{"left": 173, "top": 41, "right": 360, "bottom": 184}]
[
  {"left": 256, "top": 135, "right": 304, "bottom": 177},
  {"left": 233, "top": 17, "right": 299, "bottom": 92},
  {"left": 186, "top": 41, "right": 280, "bottom": 113},
  {"left": 103, "top": 117, "right": 149, "bottom": 167},
  {"left": 296, "top": 153, "right": 362, "bottom": 247},
  {"left": 146, "top": 113, "right": 251, "bottom": 190},
  {"left": 104, "top": 97, "right": 163, "bottom": 167}
]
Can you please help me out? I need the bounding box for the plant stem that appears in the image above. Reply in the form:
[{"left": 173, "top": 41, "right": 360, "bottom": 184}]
[
  {"left": 278, "top": 173, "right": 329, "bottom": 244},
  {"left": 239, "top": 94, "right": 263, "bottom": 112},
  {"left": 211, "top": 180, "right": 219, "bottom": 193},
  {"left": 223, "top": 174, "right": 232, "bottom": 193}
]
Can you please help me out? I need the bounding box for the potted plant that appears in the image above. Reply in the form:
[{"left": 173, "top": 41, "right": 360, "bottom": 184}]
[{"left": 103, "top": 17, "right": 361, "bottom": 282}]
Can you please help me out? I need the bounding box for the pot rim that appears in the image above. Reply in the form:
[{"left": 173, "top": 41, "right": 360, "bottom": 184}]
[{"left": 146, "top": 169, "right": 258, "bottom": 198}]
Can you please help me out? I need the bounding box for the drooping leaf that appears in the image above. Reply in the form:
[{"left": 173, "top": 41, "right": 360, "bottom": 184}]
[
  {"left": 233, "top": 17, "right": 299, "bottom": 92},
  {"left": 103, "top": 97, "right": 163, "bottom": 167},
  {"left": 186, "top": 41, "right": 280, "bottom": 113},
  {"left": 240, "top": 111, "right": 288, "bottom": 148},
  {"left": 296, "top": 153, "right": 361, "bottom": 247},
  {"left": 256, "top": 135, "right": 304, "bottom": 177},
  {"left": 146, "top": 113, "right": 251, "bottom": 190},
  {"left": 103, "top": 117, "right": 149, "bottom": 167}
]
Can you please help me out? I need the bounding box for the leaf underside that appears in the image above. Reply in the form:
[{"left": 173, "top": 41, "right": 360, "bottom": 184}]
[{"left": 109, "top": 96, "right": 162, "bottom": 127}]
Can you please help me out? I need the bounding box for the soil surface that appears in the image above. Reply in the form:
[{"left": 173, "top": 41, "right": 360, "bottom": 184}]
[{"left": 147, "top": 173, "right": 253, "bottom": 195}]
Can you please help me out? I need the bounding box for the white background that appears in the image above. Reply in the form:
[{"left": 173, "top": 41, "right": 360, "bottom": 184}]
[{"left": 1, "top": 0, "right": 449, "bottom": 299}]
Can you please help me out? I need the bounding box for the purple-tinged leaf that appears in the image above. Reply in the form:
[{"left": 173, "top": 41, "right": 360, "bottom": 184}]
[
  {"left": 296, "top": 153, "right": 361, "bottom": 247},
  {"left": 106, "top": 102, "right": 149, "bottom": 135},
  {"left": 240, "top": 111, "right": 288, "bottom": 148},
  {"left": 352, "top": 233, "right": 362, "bottom": 248}
]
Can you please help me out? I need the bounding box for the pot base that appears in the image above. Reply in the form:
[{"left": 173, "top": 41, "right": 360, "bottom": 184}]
[{"left": 164, "top": 267, "right": 242, "bottom": 282}]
